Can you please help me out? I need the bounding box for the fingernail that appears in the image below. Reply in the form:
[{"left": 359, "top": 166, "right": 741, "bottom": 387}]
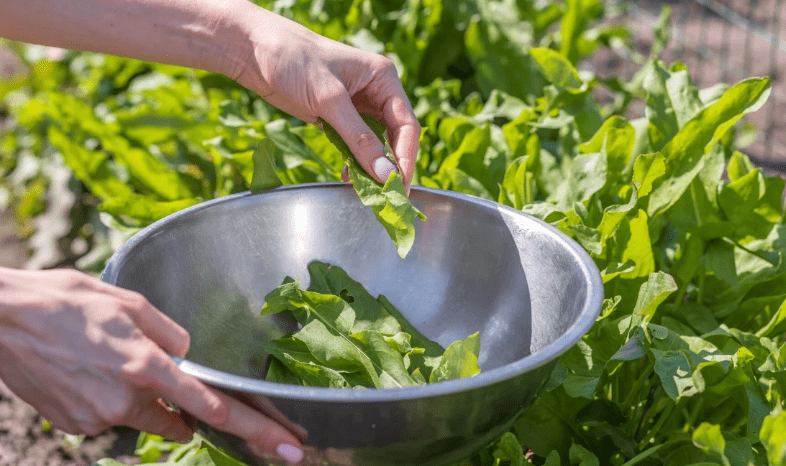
[
  {"left": 276, "top": 444, "right": 304, "bottom": 464},
  {"left": 372, "top": 157, "right": 398, "bottom": 182}
]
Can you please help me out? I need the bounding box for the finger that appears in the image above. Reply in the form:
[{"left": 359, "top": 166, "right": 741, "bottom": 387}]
[
  {"left": 322, "top": 90, "right": 397, "bottom": 184},
  {"left": 126, "top": 397, "right": 193, "bottom": 442},
  {"left": 382, "top": 94, "right": 420, "bottom": 191},
  {"left": 118, "top": 291, "right": 190, "bottom": 359},
  {"left": 154, "top": 359, "right": 304, "bottom": 464},
  {"left": 208, "top": 389, "right": 305, "bottom": 465},
  {"left": 341, "top": 165, "right": 349, "bottom": 182}
]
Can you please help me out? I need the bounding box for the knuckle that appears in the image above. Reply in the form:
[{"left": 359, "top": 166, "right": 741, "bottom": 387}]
[
  {"left": 349, "top": 127, "right": 382, "bottom": 152},
  {"left": 208, "top": 397, "right": 230, "bottom": 427},
  {"left": 318, "top": 83, "right": 350, "bottom": 110},
  {"left": 374, "top": 56, "right": 398, "bottom": 76},
  {"left": 99, "top": 402, "right": 131, "bottom": 426},
  {"left": 78, "top": 421, "right": 108, "bottom": 437},
  {"left": 54, "top": 268, "right": 90, "bottom": 290},
  {"left": 122, "top": 350, "right": 164, "bottom": 390},
  {"left": 122, "top": 289, "right": 152, "bottom": 312}
]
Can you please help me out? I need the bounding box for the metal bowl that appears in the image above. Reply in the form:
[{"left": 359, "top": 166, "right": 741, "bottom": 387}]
[{"left": 101, "top": 183, "right": 603, "bottom": 466}]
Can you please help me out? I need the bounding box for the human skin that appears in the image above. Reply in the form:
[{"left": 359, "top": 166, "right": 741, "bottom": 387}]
[
  {"left": 0, "top": 0, "right": 421, "bottom": 463},
  {"left": 0, "top": 267, "right": 308, "bottom": 463},
  {"left": 1, "top": 0, "right": 420, "bottom": 187}
]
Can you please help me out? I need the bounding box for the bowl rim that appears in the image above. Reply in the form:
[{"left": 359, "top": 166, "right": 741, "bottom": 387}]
[{"left": 102, "top": 183, "right": 604, "bottom": 402}]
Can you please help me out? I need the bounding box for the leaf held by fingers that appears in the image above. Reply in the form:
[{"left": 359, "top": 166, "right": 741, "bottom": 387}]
[{"left": 320, "top": 115, "right": 426, "bottom": 259}]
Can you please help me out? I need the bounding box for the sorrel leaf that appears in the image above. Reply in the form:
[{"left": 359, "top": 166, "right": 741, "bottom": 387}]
[
  {"left": 260, "top": 261, "right": 480, "bottom": 388},
  {"left": 321, "top": 116, "right": 426, "bottom": 259}
]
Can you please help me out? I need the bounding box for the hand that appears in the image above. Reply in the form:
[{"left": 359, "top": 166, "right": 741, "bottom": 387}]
[
  {"left": 2, "top": 0, "right": 420, "bottom": 190},
  {"left": 0, "top": 267, "right": 305, "bottom": 464},
  {"left": 232, "top": 10, "right": 420, "bottom": 189}
]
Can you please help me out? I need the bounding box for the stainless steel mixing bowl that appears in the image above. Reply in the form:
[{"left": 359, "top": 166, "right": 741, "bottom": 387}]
[{"left": 101, "top": 183, "right": 603, "bottom": 466}]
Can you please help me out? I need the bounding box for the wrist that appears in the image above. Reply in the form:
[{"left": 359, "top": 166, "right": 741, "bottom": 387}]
[{"left": 222, "top": 4, "right": 283, "bottom": 94}]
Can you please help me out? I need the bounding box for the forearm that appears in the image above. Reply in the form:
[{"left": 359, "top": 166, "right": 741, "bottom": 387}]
[{"left": 0, "top": 0, "right": 266, "bottom": 78}]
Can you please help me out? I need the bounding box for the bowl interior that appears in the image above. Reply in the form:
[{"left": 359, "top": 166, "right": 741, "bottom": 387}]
[{"left": 103, "top": 184, "right": 597, "bottom": 382}]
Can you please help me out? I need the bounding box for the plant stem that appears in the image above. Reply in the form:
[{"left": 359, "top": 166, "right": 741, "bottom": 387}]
[
  {"left": 637, "top": 398, "right": 683, "bottom": 450},
  {"left": 682, "top": 397, "right": 704, "bottom": 432},
  {"left": 622, "top": 360, "right": 655, "bottom": 412},
  {"left": 620, "top": 445, "right": 663, "bottom": 466}
]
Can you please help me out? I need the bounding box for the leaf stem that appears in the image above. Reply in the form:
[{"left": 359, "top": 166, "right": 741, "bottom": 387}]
[
  {"left": 697, "top": 268, "right": 705, "bottom": 305},
  {"left": 620, "top": 445, "right": 663, "bottom": 466},
  {"left": 541, "top": 395, "right": 594, "bottom": 447},
  {"left": 682, "top": 397, "right": 704, "bottom": 432},
  {"left": 637, "top": 398, "right": 683, "bottom": 450},
  {"left": 723, "top": 236, "right": 779, "bottom": 266},
  {"left": 622, "top": 360, "right": 655, "bottom": 411}
]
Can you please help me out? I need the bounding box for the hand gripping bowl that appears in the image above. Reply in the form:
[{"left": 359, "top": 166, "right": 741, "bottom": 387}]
[{"left": 101, "top": 183, "right": 603, "bottom": 466}]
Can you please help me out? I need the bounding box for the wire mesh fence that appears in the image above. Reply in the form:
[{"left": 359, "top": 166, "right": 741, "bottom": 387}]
[{"left": 602, "top": 0, "right": 786, "bottom": 173}]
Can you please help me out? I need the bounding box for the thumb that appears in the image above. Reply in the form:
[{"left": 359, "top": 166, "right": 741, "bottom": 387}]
[{"left": 322, "top": 93, "right": 398, "bottom": 184}]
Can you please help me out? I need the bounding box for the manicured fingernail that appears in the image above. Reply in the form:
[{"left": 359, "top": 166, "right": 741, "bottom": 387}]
[
  {"left": 372, "top": 157, "right": 398, "bottom": 182},
  {"left": 276, "top": 444, "right": 304, "bottom": 464}
]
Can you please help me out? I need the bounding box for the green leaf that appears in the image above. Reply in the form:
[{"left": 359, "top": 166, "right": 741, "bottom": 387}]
[
  {"left": 632, "top": 272, "right": 678, "bottom": 320},
  {"left": 579, "top": 116, "right": 635, "bottom": 179},
  {"left": 264, "top": 336, "right": 353, "bottom": 388},
  {"left": 756, "top": 297, "right": 786, "bottom": 339},
  {"left": 550, "top": 151, "right": 607, "bottom": 210},
  {"left": 48, "top": 127, "right": 134, "bottom": 201},
  {"left": 101, "top": 135, "right": 195, "bottom": 201},
  {"left": 429, "top": 331, "right": 481, "bottom": 383},
  {"left": 718, "top": 169, "right": 765, "bottom": 224},
  {"left": 99, "top": 194, "right": 200, "bottom": 224},
  {"left": 569, "top": 442, "right": 600, "bottom": 466},
  {"left": 647, "top": 76, "right": 771, "bottom": 217},
  {"left": 321, "top": 116, "right": 426, "bottom": 259},
  {"left": 543, "top": 450, "right": 561, "bottom": 466},
  {"left": 249, "top": 138, "right": 282, "bottom": 191},
  {"left": 760, "top": 410, "right": 786, "bottom": 466},
  {"left": 642, "top": 61, "right": 703, "bottom": 151},
  {"left": 632, "top": 152, "right": 666, "bottom": 198},
  {"left": 464, "top": 16, "right": 544, "bottom": 101},
  {"left": 202, "top": 440, "right": 248, "bottom": 466},
  {"left": 261, "top": 262, "right": 477, "bottom": 388},
  {"left": 444, "top": 167, "right": 493, "bottom": 200},
  {"left": 529, "top": 47, "right": 582, "bottom": 90},
  {"left": 492, "top": 432, "right": 526, "bottom": 466},
  {"left": 692, "top": 423, "right": 730, "bottom": 466},
  {"left": 616, "top": 210, "right": 656, "bottom": 279}
]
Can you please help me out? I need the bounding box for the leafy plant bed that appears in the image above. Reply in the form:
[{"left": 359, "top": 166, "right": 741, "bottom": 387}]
[{"left": 2, "top": 1, "right": 786, "bottom": 465}]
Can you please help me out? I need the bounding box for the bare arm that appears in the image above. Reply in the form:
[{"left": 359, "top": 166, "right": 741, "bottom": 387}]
[
  {"left": 0, "top": 0, "right": 420, "bottom": 187},
  {"left": 1, "top": 0, "right": 252, "bottom": 78}
]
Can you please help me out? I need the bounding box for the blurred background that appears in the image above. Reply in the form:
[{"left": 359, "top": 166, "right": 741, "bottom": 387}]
[
  {"left": 1, "top": 0, "right": 786, "bottom": 464},
  {"left": 602, "top": 0, "right": 786, "bottom": 173}
]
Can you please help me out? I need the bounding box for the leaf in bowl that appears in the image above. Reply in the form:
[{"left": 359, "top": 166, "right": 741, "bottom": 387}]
[{"left": 261, "top": 261, "right": 481, "bottom": 388}]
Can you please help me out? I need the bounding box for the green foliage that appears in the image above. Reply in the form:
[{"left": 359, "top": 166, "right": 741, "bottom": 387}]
[
  {"left": 261, "top": 261, "right": 480, "bottom": 388},
  {"left": 2, "top": 0, "right": 786, "bottom": 465},
  {"left": 321, "top": 116, "right": 426, "bottom": 258}
]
